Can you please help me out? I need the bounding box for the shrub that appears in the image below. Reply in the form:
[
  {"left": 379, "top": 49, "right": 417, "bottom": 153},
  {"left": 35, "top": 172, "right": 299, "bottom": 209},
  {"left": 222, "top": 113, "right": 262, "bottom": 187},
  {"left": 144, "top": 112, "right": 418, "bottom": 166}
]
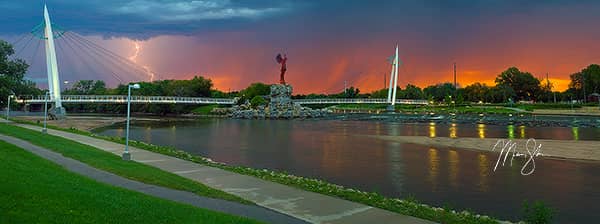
[
  {"left": 250, "top": 96, "right": 267, "bottom": 108},
  {"left": 522, "top": 200, "right": 554, "bottom": 224}
]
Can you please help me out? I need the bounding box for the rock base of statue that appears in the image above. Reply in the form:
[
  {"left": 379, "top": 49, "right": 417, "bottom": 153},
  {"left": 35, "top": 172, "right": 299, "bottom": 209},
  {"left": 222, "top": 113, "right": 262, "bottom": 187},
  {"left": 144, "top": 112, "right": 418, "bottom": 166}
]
[{"left": 229, "top": 84, "right": 328, "bottom": 119}]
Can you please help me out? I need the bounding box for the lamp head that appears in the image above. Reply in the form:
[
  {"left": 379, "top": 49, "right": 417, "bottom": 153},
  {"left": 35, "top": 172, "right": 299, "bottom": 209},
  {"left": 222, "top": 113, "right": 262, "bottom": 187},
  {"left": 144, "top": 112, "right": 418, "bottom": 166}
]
[{"left": 130, "top": 84, "right": 141, "bottom": 89}]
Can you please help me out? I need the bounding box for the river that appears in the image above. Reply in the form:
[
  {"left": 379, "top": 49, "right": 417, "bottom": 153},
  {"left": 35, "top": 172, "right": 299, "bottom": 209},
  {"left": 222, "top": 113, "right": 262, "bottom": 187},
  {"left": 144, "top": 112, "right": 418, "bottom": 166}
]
[{"left": 96, "top": 118, "right": 600, "bottom": 223}]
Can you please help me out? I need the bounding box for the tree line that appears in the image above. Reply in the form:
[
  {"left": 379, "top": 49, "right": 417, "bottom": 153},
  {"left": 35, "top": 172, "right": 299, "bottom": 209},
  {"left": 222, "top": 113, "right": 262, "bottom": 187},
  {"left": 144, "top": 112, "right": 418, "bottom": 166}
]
[{"left": 323, "top": 65, "right": 600, "bottom": 104}]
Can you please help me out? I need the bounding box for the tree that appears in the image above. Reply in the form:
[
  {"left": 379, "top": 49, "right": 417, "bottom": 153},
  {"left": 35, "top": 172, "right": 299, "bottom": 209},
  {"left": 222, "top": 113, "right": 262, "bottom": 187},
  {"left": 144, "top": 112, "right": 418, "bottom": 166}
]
[
  {"left": 343, "top": 87, "right": 360, "bottom": 98},
  {"left": 488, "top": 84, "right": 516, "bottom": 103},
  {"left": 370, "top": 88, "right": 388, "bottom": 98},
  {"left": 569, "top": 64, "right": 600, "bottom": 101},
  {"left": 495, "top": 67, "right": 541, "bottom": 101},
  {"left": 64, "top": 80, "right": 107, "bottom": 95},
  {"left": 239, "top": 82, "right": 271, "bottom": 103},
  {"left": 462, "top": 82, "right": 490, "bottom": 102},
  {"left": 0, "top": 40, "right": 39, "bottom": 108},
  {"left": 424, "top": 83, "right": 455, "bottom": 101},
  {"left": 403, "top": 84, "right": 424, "bottom": 99}
]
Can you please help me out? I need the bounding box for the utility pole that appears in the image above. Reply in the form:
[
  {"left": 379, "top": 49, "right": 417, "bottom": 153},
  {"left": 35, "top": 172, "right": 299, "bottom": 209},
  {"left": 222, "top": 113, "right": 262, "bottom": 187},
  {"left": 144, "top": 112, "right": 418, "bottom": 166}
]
[
  {"left": 453, "top": 62, "right": 457, "bottom": 105},
  {"left": 453, "top": 62, "right": 457, "bottom": 89}
]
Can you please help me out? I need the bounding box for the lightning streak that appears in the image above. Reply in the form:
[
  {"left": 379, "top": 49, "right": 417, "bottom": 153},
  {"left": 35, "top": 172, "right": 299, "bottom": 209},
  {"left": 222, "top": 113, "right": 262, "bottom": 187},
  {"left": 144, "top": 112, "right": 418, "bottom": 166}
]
[{"left": 128, "top": 41, "right": 155, "bottom": 82}]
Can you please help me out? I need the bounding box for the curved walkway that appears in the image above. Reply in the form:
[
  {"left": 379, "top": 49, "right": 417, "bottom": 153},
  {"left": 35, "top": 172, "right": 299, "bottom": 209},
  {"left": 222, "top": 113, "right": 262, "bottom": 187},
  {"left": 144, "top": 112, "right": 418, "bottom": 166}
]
[{"left": 0, "top": 134, "right": 307, "bottom": 224}]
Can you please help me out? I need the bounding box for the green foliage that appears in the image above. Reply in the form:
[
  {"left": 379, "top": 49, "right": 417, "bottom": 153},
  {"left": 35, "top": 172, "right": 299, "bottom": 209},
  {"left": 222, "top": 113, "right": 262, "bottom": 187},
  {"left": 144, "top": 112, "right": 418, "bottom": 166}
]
[
  {"left": 513, "top": 103, "right": 581, "bottom": 111},
  {"left": 424, "top": 83, "right": 455, "bottom": 101},
  {"left": 568, "top": 64, "right": 600, "bottom": 101},
  {"left": 250, "top": 96, "right": 267, "bottom": 108},
  {"left": 343, "top": 87, "right": 360, "bottom": 98},
  {"left": 462, "top": 82, "right": 490, "bottom": 102},
  {"left": 522, "top": 200, "right": 554, "bottom": 224},
  {"left": 404, "top": 84, "right": 425, "bottom": 99},
  {"left": 64, "top": 80, "right": 107, "bottom": 95},
  {"left": 0, "top": 39, "right": 40, "bottom": 108},
  {"left": 191, "top": 104, "right": 220, "bottom": 115},
  {"left": 0, "top": 141, "right": 262, "bottom": 224},
  {"left": 495, "top": 67, "right": 541, "bottom": 101},
  {"left": 370, "top": 84, "right": 424, "bottom": 100},
  {"left": 0, "top": 124, "right": 252, "bottom": 205},
  {"left": 239, "top": 83, "right": 271, "bottom": 103}
]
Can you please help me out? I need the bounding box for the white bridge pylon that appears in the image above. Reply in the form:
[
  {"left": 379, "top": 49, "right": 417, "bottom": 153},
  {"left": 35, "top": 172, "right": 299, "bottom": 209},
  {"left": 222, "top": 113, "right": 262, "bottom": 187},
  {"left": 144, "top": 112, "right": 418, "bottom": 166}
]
[
  {"left": 43, "top": 4, "right": 65, "bottom": 116},
  {"left": 387, "top": 45, "right": 400, "bottom": 105}
]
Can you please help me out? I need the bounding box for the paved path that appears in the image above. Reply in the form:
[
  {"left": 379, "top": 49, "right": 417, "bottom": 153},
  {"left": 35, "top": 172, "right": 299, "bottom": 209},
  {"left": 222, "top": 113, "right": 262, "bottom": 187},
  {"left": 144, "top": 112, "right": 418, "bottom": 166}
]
[
  {"left": 10, "top": 122, "right": 435, "bottom": 224},
  {"left": 0, "top": 134, "right": 307, "bottom": 224}
]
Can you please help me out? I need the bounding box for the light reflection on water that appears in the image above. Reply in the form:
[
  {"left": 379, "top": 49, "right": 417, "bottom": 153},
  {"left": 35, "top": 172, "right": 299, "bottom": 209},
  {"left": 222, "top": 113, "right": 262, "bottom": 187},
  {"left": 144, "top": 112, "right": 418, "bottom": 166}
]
[{"left": 97, "top": 119, "right": 600, "bottom": 223}]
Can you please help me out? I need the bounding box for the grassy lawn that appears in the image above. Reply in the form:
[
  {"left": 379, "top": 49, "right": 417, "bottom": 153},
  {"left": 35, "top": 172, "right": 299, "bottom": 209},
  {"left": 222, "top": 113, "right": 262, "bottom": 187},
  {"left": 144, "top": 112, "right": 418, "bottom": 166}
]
[
  {"left": 0, "top": 123, "right": 251, "bottom": 205},
  {"left": 333, "top": 103, "right": 520, "bottom": 114},
  {"left": 192, "top": 104, "right": 220, "bottom": 115},
  {"left": 0, "top": 140, "right": 262, "bottom": 224}
]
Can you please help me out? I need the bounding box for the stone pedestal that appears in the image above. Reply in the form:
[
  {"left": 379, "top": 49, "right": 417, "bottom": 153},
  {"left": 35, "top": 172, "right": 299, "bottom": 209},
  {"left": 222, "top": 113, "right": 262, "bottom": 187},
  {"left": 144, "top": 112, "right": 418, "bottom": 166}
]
[
  {"left": 229, "top": 84, "right": 327, "bottom": 119},
  {"left": 269, "top": 84, "right": 294, "bottom": 111}
]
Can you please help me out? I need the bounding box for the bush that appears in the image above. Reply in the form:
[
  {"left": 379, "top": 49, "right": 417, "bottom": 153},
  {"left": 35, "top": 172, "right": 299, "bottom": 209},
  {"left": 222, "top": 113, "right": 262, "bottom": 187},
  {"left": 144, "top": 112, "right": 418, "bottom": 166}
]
[
  {"left": 191, "top": 105, "right": 219, "bottom": 115},
  {"left": 250, "top": 96, "right": 267, "bottom": 108},
  {"left": 522, "top": 200, "right": 554, "bottom": 224}
]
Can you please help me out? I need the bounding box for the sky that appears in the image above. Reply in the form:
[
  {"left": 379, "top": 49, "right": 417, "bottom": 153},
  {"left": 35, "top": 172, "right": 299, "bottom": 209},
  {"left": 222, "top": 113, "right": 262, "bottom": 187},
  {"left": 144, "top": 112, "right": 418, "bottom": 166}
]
[{"left": 1, "top": 0, "right": 600, "bottom": 93}]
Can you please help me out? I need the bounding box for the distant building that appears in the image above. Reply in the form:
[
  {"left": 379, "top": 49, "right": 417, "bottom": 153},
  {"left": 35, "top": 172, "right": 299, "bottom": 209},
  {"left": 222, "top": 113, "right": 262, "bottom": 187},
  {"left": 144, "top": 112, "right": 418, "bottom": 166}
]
[{"left": 588, "top": 93, "right": 600, "bottom": 102}]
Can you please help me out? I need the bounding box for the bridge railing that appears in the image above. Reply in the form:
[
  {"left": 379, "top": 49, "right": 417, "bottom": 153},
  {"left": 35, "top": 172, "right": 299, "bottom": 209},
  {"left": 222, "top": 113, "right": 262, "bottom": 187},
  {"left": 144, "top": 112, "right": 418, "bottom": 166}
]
[
  {"left": 293, "top": 98, "right": 428, "bottom": 105},
  {"left": 19, "top": 95, "right": 428, "bottom": 105},
  {"left": 21, "top": 95, "right": 237, "bottom": 105}
]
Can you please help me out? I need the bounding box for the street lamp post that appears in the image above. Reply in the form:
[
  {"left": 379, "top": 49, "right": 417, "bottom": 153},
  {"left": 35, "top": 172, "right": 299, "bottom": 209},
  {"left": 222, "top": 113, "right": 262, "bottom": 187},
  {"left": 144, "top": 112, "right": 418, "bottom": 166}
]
[
  {"left": 6, "top": 95, "right": 14, "bottom": 120},
  {"left": 123, "top": 83, "right": 140, "bottom": 161},
  {"left": 42, "top": 91, "right": 49, "bottom": 133}
]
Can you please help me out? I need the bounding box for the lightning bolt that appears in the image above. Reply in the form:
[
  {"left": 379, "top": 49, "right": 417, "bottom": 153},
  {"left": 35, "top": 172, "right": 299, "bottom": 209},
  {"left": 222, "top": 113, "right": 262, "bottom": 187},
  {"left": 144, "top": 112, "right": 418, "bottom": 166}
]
[
  {"left": 129, "top": 42, "right": 141, "bottom": 62},
  {"left": 129, "top": 41, "right": 155, "bottom": 82}
]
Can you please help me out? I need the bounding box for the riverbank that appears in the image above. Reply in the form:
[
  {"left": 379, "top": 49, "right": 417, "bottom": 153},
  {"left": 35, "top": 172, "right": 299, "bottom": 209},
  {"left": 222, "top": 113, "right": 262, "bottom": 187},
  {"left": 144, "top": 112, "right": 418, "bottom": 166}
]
[
  {"left": 13, "top": 115, "right": 194, "bottom": 131},
  {"left": 4, "top": 121, "right": 448, "bottom": 224},
  {"left": 369, "top": 135, "right": 600, "bottom": 162},
  {"left": 0, "top": 139, "right": 265, "bottom": 224}
]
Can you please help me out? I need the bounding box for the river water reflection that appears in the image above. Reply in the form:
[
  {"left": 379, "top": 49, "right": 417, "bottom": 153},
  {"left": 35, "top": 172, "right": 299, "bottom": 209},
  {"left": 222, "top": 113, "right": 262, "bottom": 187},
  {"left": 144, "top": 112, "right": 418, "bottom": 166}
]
[{"left": 97, "top": 119, "right": 600, "bottom": 222}]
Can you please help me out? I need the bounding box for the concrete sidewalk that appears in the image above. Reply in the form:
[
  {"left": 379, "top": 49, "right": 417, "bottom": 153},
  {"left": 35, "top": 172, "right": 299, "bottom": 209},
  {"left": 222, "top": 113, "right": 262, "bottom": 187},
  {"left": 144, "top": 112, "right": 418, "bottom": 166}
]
[
  {"left": 0, "top": 134, "right": 306, "bottom": 224},
  {"left": 12, "top": 122, "right": 435, "bottom": 224}
]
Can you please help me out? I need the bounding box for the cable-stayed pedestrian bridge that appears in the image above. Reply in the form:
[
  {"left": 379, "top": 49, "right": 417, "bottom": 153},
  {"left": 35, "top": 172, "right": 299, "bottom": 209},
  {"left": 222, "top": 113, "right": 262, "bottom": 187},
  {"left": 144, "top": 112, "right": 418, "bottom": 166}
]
[
  {"left": 20, "top": 95, "right": 236, "bottom": 105},
  {"left": 19, "top": 95, "right": 428, "bottom": 105}
]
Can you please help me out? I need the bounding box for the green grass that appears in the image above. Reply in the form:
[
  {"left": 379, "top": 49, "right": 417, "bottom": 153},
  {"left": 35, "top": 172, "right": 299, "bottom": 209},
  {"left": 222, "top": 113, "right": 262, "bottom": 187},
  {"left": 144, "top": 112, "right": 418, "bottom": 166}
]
[
  {"left": 0, "top": 123, "right": 252, "bottom": 205},
  {"left": 333, "top": 104, "right": 521, "bottom": 115},
  {"left": 512, "top": 103, "right": 582, "bottom": 111},
  {"left": 192, "top": 104, "right": 220, "bottom": 115},
  {"left": 0, "top": 140, "right": 262, "bottom": 224}
]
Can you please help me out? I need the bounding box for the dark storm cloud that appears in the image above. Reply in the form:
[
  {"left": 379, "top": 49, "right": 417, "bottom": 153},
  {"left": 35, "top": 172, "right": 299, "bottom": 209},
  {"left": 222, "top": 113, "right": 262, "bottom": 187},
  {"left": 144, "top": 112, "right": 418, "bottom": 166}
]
[
  {"left": 2, "top": 0, "right": 599, "bottom": 39},
  {"left": 0, "top": 0, "right": 304, "bottom": 39}
]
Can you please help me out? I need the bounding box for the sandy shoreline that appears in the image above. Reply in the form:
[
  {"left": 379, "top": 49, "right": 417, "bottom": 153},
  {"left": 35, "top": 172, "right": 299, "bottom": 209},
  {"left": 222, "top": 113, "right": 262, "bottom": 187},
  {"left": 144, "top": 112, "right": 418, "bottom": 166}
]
[
  {"left": 14, "top": 115, "right": 164, "bottom": 131},
  {"left": 370, "top": 135, "right": 600, "bottom": 162}
]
